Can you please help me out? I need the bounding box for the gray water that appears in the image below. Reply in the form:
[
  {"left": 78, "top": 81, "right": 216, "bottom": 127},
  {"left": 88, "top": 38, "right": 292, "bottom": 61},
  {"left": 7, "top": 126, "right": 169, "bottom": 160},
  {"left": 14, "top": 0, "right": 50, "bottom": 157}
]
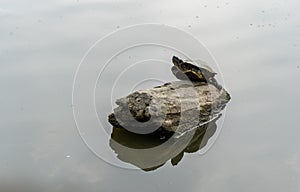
[{"left": 1, "top": 0, "right": 300, "bottom": 191}]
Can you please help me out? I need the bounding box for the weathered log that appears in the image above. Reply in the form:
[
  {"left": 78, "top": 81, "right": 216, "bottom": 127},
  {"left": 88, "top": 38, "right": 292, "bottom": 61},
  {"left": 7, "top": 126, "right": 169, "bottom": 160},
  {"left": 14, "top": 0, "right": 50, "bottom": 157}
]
[{"left": 108, "top": 81, "right": 230, "bottom": 135}]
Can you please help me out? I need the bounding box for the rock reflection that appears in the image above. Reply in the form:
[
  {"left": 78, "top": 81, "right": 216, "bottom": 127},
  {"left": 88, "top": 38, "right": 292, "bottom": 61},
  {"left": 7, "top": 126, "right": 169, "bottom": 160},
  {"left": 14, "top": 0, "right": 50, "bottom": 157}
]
[{"left": 109, "top": 115, "right": 220, "bottom": 171}]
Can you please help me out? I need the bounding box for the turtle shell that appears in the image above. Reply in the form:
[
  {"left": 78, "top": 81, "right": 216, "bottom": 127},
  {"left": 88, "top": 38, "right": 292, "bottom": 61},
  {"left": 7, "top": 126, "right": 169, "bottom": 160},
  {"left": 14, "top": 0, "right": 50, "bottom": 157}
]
[
  {"left": 172, "top": 56, "right": 217, "bottom": 82},
  {"left": 171, "top": 66, "right": 205, "bottom": 81}
]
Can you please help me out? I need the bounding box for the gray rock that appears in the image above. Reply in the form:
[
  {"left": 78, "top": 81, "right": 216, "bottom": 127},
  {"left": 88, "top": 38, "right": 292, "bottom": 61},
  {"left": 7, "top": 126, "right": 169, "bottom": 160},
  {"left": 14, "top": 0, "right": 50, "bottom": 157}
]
[{"left": 108, "top": 81, "right": 230, "bottom": 135}]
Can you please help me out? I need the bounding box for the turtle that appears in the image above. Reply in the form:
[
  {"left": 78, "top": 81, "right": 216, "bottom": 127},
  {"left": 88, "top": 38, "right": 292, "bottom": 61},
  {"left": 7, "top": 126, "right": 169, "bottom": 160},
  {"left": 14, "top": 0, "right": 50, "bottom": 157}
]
[
  {"left": 171, "top": 56, "right": 222, "bottom": 89},
  {"left": 171, "top": 56, "right": 217, "bottom": 82}
]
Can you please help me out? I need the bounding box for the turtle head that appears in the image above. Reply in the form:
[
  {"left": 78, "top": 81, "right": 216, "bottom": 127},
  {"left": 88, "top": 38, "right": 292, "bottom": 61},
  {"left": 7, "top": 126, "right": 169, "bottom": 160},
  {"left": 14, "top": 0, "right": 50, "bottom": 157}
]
[{"left": 172, "top": 56, "right": 183, "bottom": 67}]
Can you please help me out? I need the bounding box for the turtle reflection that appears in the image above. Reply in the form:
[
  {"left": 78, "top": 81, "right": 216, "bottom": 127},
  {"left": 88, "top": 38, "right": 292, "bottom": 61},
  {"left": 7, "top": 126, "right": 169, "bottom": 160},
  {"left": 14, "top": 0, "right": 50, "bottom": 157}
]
[{"left": 109, "top": 115, "right": 220, "bottom": 171}]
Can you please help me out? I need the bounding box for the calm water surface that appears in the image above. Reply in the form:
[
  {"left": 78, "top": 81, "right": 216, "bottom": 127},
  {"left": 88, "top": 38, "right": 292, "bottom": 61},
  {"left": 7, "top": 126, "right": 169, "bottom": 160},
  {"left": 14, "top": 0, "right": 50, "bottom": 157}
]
[{"left": 1, "top": 0, "right": 300, "bottom": 191}]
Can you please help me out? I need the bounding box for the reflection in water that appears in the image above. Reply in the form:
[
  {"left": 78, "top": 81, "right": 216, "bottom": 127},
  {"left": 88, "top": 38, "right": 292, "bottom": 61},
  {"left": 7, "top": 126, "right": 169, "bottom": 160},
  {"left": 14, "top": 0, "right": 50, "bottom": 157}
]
[{"left": 109, "top": 115, "right": 220, "bottom": 171}]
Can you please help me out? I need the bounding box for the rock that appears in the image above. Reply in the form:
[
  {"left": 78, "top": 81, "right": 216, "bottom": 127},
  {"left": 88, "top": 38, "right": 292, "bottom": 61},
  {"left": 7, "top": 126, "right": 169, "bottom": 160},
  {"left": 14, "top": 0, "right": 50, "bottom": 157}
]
[{"left": 108, "top": 81, "right": 230, "bottom": 135}]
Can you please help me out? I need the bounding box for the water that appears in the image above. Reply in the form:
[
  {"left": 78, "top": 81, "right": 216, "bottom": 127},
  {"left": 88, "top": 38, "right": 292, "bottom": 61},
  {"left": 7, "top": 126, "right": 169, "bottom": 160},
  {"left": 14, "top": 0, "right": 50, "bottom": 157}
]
[{"left": 1, "top": 0, "right": 300, "bottom": 191}]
